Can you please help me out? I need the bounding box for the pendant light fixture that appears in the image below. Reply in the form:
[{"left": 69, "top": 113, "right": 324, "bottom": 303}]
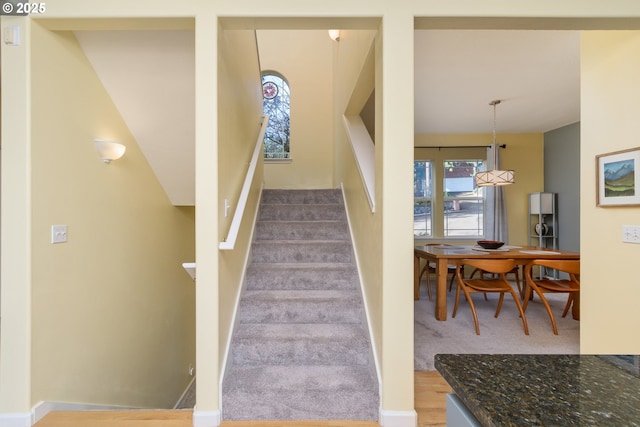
[{"left": 474, "top": 100, "right": 515, "bottom": 186}]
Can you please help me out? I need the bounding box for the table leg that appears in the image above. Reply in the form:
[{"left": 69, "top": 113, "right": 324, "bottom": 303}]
[
  {"left": 414, "top": 253, "right": 421, "bottom": 301},
  {"left": 572, "top": 292, "right": 580, "bottom": 320},
  {"left": 435, "top": 258, "right": 448, "bottom": 321}
]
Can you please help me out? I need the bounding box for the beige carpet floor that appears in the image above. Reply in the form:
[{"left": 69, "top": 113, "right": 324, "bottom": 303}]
[
  {"left": 180, "top": 277, "right": 580, "bottom": 409},
  {"left": 415, "top": 278, "right": 579, "bottom": 371}
]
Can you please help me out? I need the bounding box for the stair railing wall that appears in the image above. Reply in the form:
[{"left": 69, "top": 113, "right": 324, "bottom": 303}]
[
  {"left": 343, "top": 115, "right": 376, "bottom": 212},
  {"left": 219, "top": 115, "right": 269, "bottom": 250}
]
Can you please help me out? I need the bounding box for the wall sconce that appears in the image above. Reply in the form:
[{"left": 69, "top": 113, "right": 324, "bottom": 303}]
[
  {"left": 328, "top": 29, "right": 341, "bottom": 42},
  {"left": 94, "top": 139, "right": 126, "bottom": 164}
]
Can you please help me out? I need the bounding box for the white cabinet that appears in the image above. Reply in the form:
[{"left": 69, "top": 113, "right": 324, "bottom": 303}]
[
  {"left": 529, "top": 192, "right": 558, "bottom": 278},
  {"left": 528, "top": 192, "right": 558, "bottom": 249},
  {"left": 446, "top": 394, "right": 481, "bottom": 427}
]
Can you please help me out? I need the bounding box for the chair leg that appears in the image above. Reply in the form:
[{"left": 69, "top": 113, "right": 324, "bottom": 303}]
[
  {"left": 452, "top": 279, "right": 481, "bottom": 335},
  {"left": 448, "top": 266, "right": 464, "bottom": 291},
  {"left": 522, "top": 284, "right": 533, "bottom": 312},
  {"left": 452, "top": 279, "right": 462, "bottom": 317},
  {"left": 464, "top": 290, "right": 481, "bottom": 335},
  {"left": 513, "top": 267, "right": 524, "bottom": 299},
  {"left": 532, "top": 287, "right": 559, "bottom": 335},
  {"left": 419, "top": 264, "right": 433, "bottom": 301},
  {"left": 508, "top": 287, "right": 529, "bottom": 335},
  {"left": 494, "top": 292, "right": 505, "bottom": 318},
  {"left": 425, "top": 266, "right": 432, "bottom": 301},
  {"left": 561, "top": 294, "right": 574, "bottom": 318}
]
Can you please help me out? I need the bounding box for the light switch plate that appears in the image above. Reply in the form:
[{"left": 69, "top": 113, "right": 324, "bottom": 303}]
[
  {"left": 51, "top": 225, "right": 67, "bottom": 244},
  {"left": 622, "top": 225, "right": 640, "bottom": 244},
  {"left": 4, "top": 26, "right": 20, "bottom": 46}
]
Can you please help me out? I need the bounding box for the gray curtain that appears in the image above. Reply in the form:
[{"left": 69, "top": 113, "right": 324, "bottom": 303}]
[{"left": 483, "top": 144, "right": 509, "bottom": 242}]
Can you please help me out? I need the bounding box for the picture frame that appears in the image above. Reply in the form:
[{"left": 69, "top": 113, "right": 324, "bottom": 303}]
[{"left": 596, "top": 147, "right": 640, "bottom": 206}]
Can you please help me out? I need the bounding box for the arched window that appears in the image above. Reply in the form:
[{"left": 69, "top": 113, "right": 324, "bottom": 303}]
[{"left": 261, "top": 73, "right": 290, "bottom": 159}]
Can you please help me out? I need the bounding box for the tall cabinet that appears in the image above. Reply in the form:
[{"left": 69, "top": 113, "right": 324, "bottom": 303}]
[
  {"left": 528, "top": 192, "right": 558, "bottom": 249},
  {"left": 528, "top": 192, "right": 558, "bottom": 279}
]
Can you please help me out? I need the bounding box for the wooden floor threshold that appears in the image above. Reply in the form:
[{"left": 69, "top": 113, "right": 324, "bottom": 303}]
[{"left": 34, "top": 372, "right": 451, "bottom": 427}]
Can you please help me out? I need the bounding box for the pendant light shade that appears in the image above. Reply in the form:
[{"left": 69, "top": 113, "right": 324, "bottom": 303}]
[
  {"left": 475, "top": 169, "right": 515, "bottom": 186},
  {"left": 475, "top": 100, "right": 515, "bottom": 186}
]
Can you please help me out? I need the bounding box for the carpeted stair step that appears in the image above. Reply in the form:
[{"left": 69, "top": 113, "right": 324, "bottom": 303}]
[
  {"left": 238, "top": 290, "right": 363, "bottom": 324},
  {"left": 231, "top": 323, "right": 371, "bottom": 366},
  {"left": 222, "top": 365, "right": 379, "bottom": 421},
  {"left": 255, "top": 220, "right": 349, "bottom": 241},
  {"left": 261, "top": 188, "right": 343, "bottom": 205},
  {"left": 223, "top": 188, "right": 378, "bottom": 421},
  {"left": 251, "top": 241, "right": 353, "bottom": 263},
  {"left": 259, "top": 204, "right": 346, "bottom": 221},
  {"left": 245, "top": 263, "right": 358, "bottom": 291}
]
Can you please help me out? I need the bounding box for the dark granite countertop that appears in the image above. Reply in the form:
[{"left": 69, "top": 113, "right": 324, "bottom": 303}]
[{"left": 435, "top": 354, "right": 640, "bottom": 426}]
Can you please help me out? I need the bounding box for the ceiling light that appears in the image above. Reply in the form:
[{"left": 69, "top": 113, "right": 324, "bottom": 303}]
[{"left": 474, "top": 100, "right": 515, "bottom": 186}]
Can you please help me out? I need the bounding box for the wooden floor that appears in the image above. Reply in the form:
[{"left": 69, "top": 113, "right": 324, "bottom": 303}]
[{"left": 34, "top": 372, "right": 450, "bottom": 427}]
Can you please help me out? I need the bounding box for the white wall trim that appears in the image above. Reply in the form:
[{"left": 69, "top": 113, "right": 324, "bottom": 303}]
[
  {"left": 339, "top": 183, "right": 382, "bottom": 409},
  {"left": 31, "top": 401, "right": 138, "bottom": 425},
  {"left": 343, "top": 115, "right": 376, "bottom": 212},
  {"left": 379, "top": 409, "right": 418, "bottom": 427},
  {"left": 173, "top": 375, "right": 196, "bottom": 409},
  {"left": 192, "top": 409, "right": 221, "bottom": 427},
  {"left": 0, "top": 412, "right": 31, "bottom": 427},
  {"left": 218, "top": 183, "right": 263, "bottom": 413}
]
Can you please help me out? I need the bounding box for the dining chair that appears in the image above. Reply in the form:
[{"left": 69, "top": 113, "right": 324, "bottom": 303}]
[
  {"left": 452, "top": 258, "right": 529, "bottom": 335},
  {"left": 523, "top": 259, "right": 580, "bottom": 335},
  {"left": 418, "top": 244, "right": 459, "bottom": 301},
  {"left": 468, "top": 266, "right": 523, "bottom": 298}
]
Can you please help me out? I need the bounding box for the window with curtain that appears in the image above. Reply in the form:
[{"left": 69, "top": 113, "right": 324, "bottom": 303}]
[
  {"left": 413, "top": 158, "right": 486, "bottom": 238},
  {"left": 262, "top": 73, "right": 291, "bottom": 159},
  {"left": 414, "top": 161, "right": 433, "bottom": 237}
]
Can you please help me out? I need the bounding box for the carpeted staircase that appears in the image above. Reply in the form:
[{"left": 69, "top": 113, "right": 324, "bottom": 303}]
[{"left": 222, "top": 188, "right": 379, "bottom": 421}]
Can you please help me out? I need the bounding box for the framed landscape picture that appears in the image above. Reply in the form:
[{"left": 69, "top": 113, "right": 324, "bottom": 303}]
[{"left": 596, "top": 147, "right": 640, "bottom": 206}]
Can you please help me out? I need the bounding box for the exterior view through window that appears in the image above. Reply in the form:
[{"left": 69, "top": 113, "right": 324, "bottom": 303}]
[
  {"left": 443, "top": 160, "right": 485, "bottom": 237},
  {"left": 414, "top": 161, "right": 433, "bottom": 237},
  {"left": 414, "top": 160, "right": 486, "bottom": 238},
  {"left": 262, "top": 73, "right": 291, "bottom": 159}
]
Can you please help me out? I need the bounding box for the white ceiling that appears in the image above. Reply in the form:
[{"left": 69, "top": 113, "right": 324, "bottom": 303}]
[
  {"left": 414, "top": 30, "right": 580, "bottom": 134},
  {"left": 74, "top": 29, "right": 579, "bottom": 204}
]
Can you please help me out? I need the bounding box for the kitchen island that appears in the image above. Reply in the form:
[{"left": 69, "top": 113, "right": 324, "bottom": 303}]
[{"left": 434, "top": 354, "right": 640, "bottom": 426}]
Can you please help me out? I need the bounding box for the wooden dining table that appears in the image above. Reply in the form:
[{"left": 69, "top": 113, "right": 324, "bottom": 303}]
[{"left": 414, "top": 244, "right": 580, "bottom": 321}]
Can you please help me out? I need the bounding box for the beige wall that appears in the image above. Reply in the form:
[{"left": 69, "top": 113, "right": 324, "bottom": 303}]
[
  {"left": 415, "top": 133, "right": 544, "bottom": 246},
  {"left": 258, "top": 30, "right": 335, "bottom": 189},
  {"left": 1, "top": 15, "right": 32, "bottom": 414},
  {"left": 3, "top": 1, "right": 640, "bottom": 422},
  {"left": 581, "top": 31, "right": 640, "bottom": 354},
  {"left": 216, "top": 28, "right": 264, "bottom": 375},
  {"left": 28, "top": 23, "right": 196, "bottom": 408},
  {"left": 335, "top": 24, "right": 416, "bottom": 416},
  {"left": 333, "top": 28, "right": 382, "bottom": 374}
]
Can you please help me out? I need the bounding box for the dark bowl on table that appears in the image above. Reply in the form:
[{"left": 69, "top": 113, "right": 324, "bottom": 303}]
[{"left": 477, "top": 240, "right": 505, "bottom": 249}]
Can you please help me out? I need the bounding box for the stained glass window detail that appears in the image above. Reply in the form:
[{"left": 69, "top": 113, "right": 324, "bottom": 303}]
[{"left": 262, "top": 74, "right": 290, "bottom": 159}]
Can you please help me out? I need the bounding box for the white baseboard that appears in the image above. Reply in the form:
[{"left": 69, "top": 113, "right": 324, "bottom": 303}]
[
  {"left": 192, "top": 409, "right": 221, "bottom": 427},
  {"left": 0, "top": 412, "right": 31, "bottom": 427},
  {"left": 31, "top": 401, "right": 138, "bottom": 425},
  {"left": 173, "top": 376, "right": 196, "bottom": 409},
  {"left": 379, "top": 409, "right": 418, "bottom": 427}
]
